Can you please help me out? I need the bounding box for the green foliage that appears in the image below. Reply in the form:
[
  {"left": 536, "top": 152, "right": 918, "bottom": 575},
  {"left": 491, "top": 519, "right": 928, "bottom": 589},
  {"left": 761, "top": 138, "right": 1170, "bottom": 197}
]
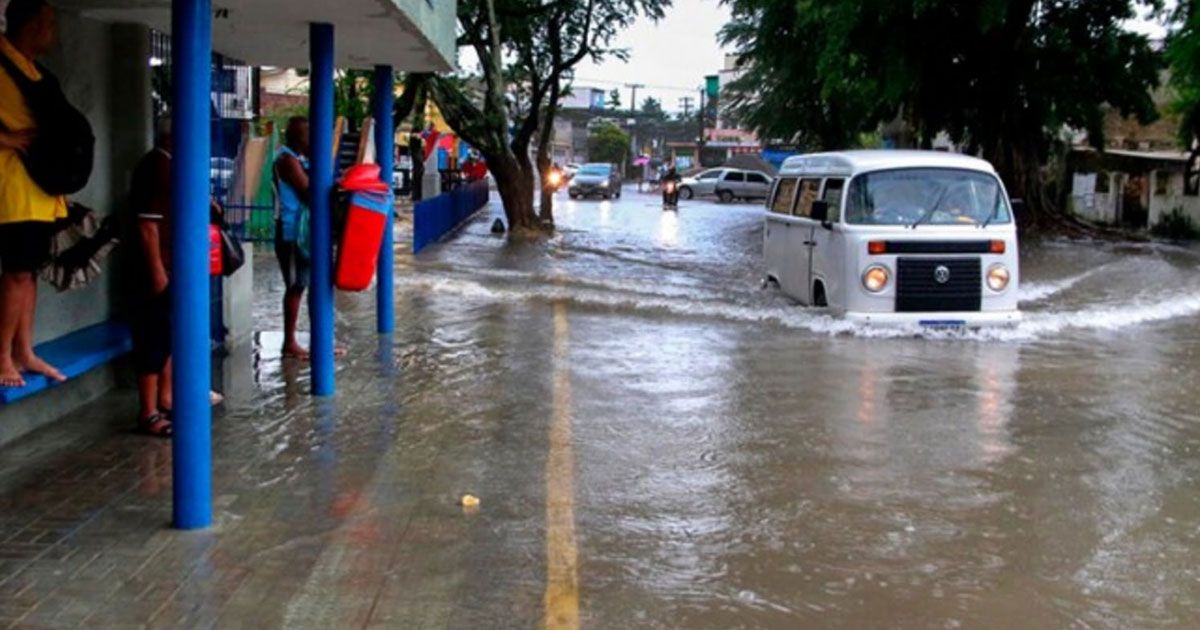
[
  {"left": 608, "top": 88, "right": 622, "bottom": 111},
  {"left": 588, "top": 121, "right": 630, "bottom": 165},
  {"left": 719, "top": 0, "right": 1163, "bottom": 215},
  {"left": 334, "top": 70, "right": 373, "bottom": 130},
  {"left": 641, "top": 96, "right": 666, "bottom": 120},
  {"left": 1151, "top": 207, "right": 1200, "bottom": 240},
  {"left": 1167, "top": 0, "right": 1200, "bottom": 149}
]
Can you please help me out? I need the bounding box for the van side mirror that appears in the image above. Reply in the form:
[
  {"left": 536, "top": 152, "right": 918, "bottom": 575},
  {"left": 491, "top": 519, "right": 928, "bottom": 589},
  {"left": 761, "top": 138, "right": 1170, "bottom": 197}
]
[{"left": 810, "top": 200, "right": 831, "bottom": 227}]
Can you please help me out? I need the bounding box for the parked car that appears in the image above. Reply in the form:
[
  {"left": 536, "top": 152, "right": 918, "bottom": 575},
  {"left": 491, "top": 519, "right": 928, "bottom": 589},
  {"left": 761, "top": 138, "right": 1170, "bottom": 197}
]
[
  {"left": 568, "top": 163, "right": 622, "bottom": 200},
  {"left": 680, "top": 168, "right": 774, "bottom": 202},
  {"left": 763, "top": 150, "right": 1020, "bottom": 328}
]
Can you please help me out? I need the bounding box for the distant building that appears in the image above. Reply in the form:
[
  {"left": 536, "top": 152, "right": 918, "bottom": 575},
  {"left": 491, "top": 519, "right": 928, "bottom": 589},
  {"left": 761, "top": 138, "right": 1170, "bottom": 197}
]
[{"left": 562, "top": 86, "right": 607, "bottom": 111}]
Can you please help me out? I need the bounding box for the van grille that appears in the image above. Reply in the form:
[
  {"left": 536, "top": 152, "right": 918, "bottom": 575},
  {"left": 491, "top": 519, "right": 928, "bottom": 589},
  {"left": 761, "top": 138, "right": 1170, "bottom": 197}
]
[{"left": 896, "top": 257, "right": 981, "bottom": 312}]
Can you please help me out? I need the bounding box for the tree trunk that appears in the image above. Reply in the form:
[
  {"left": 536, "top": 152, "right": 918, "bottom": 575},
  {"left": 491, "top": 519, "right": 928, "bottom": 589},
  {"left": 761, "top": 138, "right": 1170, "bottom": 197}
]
[{"left": 487, "top": 152, "right": 538, "bottom": 231}]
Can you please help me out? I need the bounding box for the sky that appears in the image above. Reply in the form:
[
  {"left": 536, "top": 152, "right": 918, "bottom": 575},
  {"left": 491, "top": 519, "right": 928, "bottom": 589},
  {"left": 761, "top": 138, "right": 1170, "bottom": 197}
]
[{"left": 568, "top": 0, "right": 733, "bottom": 114}]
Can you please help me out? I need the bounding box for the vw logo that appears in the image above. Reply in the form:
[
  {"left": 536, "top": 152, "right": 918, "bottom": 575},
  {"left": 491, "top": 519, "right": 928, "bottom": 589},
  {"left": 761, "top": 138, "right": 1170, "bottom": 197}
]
[{"left": 934, "top": 265, "right": 951, "bottom": 284}]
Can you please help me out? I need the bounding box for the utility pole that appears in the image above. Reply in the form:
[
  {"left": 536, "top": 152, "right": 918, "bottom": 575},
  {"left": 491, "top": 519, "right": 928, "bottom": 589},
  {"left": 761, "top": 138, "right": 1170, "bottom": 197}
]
[
  {"left": 698, "top": 85, "right": 706, "bottom": 152},
  {"left": 678, "top": 96, "right": 693, "bottom": 118},
  {"left": 625, "top": 83, "right": 643, "bottom": 161}
]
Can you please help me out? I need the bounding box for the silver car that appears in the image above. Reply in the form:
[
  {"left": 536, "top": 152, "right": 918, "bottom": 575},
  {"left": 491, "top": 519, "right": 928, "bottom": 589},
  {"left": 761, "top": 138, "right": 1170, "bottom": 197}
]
[{"left": 680, "top": 168, "right": 774, "bottom": 203}]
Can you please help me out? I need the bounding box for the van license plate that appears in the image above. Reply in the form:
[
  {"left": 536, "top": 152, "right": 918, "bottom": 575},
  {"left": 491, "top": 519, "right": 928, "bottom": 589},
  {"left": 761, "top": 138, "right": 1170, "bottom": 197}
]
[{"left": 919, "top": 320, "right": 967, "bottom": 329}]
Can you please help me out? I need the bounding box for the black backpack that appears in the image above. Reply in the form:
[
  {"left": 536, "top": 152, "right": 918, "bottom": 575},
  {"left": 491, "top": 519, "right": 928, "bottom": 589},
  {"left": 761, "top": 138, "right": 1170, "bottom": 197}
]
[{"left": 0, "top": 53, "right": 94, "bottom": 196}]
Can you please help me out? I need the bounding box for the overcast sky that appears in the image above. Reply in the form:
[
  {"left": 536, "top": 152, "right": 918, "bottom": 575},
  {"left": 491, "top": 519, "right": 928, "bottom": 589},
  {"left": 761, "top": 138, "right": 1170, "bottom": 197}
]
[{"left": 462, "top": 0, "right": 1173, "bottom": 115}]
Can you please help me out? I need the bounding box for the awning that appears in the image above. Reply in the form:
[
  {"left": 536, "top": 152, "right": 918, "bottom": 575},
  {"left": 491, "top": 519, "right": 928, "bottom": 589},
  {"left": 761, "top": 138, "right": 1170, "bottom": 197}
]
[{"left": 57, "top": 0, "right": 456, "bottom": 71}]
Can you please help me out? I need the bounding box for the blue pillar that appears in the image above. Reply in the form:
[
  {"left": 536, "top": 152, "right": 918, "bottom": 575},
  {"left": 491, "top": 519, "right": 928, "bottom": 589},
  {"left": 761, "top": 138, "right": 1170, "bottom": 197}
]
[
  {"left": 309, "top": 23, "right": 335, "bottom": 396},
  {"left": 373, "top": 65, "right": 395, "bottom": 334},
  {"left": 170, "top": 0, "right": 213, "bottom": 530}
]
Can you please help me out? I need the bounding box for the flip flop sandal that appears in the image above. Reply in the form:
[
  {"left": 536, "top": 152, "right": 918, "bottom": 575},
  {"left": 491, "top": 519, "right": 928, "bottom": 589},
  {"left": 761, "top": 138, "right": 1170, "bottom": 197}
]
[{"left": 135, "top": 413, "right": 173, "bottom": 438}]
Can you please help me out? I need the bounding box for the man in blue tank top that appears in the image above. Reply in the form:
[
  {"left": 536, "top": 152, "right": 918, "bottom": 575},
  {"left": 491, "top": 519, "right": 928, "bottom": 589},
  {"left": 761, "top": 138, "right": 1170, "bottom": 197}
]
[{"left": 274, "top": 116, "right": 312, "bottom": 360}]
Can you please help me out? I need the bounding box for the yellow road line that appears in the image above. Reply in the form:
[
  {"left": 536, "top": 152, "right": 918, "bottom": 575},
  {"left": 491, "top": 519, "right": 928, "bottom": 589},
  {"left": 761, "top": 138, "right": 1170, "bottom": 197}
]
[{"left": 544, "top": 302, "right": 579, "bottom": 630}]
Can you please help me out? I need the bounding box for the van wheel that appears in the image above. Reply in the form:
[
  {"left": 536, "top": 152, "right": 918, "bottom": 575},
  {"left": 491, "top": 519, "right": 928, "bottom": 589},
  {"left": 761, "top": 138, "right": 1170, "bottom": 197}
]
[
  {"left": 718, "top": 190, "right": 734, "bottom": 203},
  {"left": 680, "top": 186, "right": 694, "bottom": 200},
  {"left": 813, "top": 282, "right": 828, "bottom": 307},
  {"left": 762, "top": 276, "right": 780, "bottom": 290}
]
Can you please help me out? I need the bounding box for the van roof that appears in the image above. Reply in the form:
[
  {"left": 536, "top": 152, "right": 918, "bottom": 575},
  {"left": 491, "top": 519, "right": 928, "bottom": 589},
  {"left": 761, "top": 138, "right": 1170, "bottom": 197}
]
[{"left": 778, "top": 150, "right": 997, "bottom": 177}]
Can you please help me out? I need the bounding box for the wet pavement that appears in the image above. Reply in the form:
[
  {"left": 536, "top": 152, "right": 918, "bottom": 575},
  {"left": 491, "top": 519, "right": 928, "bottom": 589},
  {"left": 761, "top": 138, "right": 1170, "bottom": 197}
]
[{"left": 3, "top": 188, "right": 1200, "bottom": 628}]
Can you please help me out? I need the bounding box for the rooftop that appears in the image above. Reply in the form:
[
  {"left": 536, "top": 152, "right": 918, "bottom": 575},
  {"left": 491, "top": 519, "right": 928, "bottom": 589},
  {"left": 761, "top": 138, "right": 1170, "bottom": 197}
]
[{"left": 780, "top": 150, "right": 997, "bottom": 176}]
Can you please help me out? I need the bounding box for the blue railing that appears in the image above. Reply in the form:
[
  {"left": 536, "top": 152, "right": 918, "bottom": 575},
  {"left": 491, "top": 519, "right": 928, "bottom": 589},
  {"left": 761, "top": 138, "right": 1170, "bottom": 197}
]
[{"left": 413, "top": 180, "right": 490, "bottom": 253}]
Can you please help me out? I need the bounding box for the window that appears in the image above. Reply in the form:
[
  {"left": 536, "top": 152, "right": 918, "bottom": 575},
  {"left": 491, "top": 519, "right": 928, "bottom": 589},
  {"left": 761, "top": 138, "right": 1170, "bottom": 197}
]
[
  {"left": 747, "top": 173, "right": 770, "bottom": 184},
  {"left": 821, "top": 178, "right": 845, "bottom": 222},
  {"left": 1095, "top": 171, "right": 1111, "bottom": 194},
  {"left": 724, "top": 171, "right": 746, "bottom": 182},
  {"left": 1154, "top": 171, "right": 1170, "bottom": 197},
  {"left": 795, "top": 179, "right": 821, "bottom": 217},
  {"left": 770, "top": 178, "right": 798, "bottom": 214},
  {"left": 697, "top": 170, "right": 722, "bottom": 181},
  {"left": 844, "top": 168, "right": 1011, "bottom": 225}
]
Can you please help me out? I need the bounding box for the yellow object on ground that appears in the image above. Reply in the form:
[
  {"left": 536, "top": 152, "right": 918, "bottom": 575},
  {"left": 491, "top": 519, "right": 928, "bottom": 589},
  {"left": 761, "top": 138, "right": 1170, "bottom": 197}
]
[{"left": 460, "top": 494, "right": 480, "bottom": 508}]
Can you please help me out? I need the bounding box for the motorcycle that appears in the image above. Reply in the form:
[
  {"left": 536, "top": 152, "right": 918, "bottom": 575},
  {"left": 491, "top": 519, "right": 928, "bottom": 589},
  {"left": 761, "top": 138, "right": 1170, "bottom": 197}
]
[
  {"left": 546, "top": 169, "right": 565, "bottom": 192},
  {"left": 662, "top": 180, "right": 680, "bottom": 209}
]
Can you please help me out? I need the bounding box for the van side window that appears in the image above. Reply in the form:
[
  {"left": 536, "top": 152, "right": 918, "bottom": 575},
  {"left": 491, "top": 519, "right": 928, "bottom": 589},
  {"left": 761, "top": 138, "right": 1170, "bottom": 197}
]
[
  {"left": 724, "top": 172, "right": 746, "bottom": 182},
  {"left": 822, "top": 178, "right": 845, "bottom": 222},
  {"left": 747, "top": 173, "right": 769, "bottom": 184},
  {"left": 770, "top": 178, "right": 798, "bottom": 214},
  {"left": 795, "top": 179, "right": 821, "bottom": 217}
]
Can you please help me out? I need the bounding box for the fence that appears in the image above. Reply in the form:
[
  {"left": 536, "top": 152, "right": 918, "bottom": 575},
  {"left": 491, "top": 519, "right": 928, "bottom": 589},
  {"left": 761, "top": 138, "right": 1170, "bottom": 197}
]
[
  {"left": 413, "top": 180, "right": 490, "bottom": 254},
  {"left": 223, "top": 203, "right": 276, "bottom": 242}
]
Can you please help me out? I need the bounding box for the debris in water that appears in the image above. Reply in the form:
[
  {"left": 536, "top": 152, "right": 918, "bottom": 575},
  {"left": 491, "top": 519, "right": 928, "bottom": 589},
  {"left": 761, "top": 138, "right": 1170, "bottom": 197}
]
[
  {"left": 460, "top": 494, "right": 481, "bottom": 510},
  {"left": 491, "top": 218, "right": 506, "bottom": 234}
]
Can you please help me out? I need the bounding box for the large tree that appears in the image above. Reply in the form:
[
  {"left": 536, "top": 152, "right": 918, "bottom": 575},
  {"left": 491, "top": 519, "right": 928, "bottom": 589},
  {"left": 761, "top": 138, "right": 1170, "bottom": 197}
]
[
  {"left": 1167, "top": 0, "right": 1200, "bottom": 192},
  {"left": 720, "top": 0, "right": 1163, "bottom": 229},
  {"left": 398, "top": 0, "right": 668, "bottom": 233}
]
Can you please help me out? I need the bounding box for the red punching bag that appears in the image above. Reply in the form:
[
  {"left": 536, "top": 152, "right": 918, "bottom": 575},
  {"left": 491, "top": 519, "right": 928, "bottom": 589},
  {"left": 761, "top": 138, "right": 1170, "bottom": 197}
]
[{"left": 335, "top": 164, "right": 393, "bottom": 291}]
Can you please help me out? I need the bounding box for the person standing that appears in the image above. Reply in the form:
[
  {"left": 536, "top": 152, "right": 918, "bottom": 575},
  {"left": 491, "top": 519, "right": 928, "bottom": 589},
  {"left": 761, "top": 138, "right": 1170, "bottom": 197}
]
[
  {"left": 0, "top": 0, "right": 66, "bottom": 388},
  {"left": 274, "top": 116, "right": 312, "bottom": 360},
  {"left": 127, "top": 120, "right": 174, "bottom": 436}
]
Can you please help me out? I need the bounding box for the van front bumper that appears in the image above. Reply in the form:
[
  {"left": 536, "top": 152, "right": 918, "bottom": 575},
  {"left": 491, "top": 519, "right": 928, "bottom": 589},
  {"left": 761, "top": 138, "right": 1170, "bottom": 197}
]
[{"left": 844, "top": 310, "right": 1022, "bottom": 328}]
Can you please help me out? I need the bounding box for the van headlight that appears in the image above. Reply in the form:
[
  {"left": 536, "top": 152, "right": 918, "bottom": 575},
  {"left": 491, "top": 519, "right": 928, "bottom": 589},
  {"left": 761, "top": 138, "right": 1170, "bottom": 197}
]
[
  {"left": 986, "top": 264, "right": 1011, "bottom": 292},
  {"left": 600, "top": 180, "right": 609, "bottom": 188},
  {"left": 862, "top": 265, "right": 890, "bottom": 293}
]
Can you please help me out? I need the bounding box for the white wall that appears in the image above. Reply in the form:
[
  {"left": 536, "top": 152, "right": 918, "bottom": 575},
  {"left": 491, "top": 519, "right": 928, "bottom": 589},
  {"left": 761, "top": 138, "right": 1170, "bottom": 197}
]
[{"left": 1149, "top": 170, "right": 1200, "bottom": 227}]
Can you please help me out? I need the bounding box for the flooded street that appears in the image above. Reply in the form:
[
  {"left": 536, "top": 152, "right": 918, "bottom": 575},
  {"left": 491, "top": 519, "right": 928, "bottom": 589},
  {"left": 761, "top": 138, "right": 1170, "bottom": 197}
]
[
  {"left": 4, "top": 189, "right": 1200, "bottom": 628},
  {"left": 390, "top": 190, "right": 1200, "bottom": 627}
]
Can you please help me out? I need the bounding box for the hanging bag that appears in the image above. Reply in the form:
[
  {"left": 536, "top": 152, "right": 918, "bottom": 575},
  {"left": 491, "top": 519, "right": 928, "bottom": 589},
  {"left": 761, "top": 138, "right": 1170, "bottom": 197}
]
[{"left": 0, "top": 53, "right": 94, "bottom": 196}]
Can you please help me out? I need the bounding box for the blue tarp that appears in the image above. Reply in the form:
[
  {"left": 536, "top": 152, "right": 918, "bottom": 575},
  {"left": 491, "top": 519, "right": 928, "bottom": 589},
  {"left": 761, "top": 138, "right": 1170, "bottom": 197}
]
[{"left": 413, "top": 180, "right": 490, "bottom": 253}]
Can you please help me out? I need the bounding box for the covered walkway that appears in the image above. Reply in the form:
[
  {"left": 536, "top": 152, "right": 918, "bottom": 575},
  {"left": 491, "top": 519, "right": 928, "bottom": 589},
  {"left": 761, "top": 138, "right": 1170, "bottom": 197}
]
[{"left": 8, "top": 0, "right": 456, "bottom": 531}]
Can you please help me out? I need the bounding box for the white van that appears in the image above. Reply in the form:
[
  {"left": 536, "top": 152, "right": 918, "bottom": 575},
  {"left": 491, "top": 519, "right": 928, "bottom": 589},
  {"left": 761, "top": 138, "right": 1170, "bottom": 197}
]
[{"left": 764, "top": 151, "right": 1021, "bottom": 327}]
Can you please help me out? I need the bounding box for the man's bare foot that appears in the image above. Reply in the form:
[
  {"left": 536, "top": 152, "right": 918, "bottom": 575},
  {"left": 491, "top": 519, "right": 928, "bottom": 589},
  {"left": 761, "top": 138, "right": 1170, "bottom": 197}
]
[
  {"left": 0, "top": 359, "right": 25, "bottom": 388},
  {"left": 15, "top": 353, "right": 64, "bottom": 383},
  {"left": 282, "top": 343, "right": 310, "bottom": 361}
]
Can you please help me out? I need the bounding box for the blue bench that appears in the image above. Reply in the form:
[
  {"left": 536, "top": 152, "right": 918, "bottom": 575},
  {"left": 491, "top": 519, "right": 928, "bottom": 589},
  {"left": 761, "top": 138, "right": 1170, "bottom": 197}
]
[{"left": 0, "top": 322, "right": 132, "bottom": 405}]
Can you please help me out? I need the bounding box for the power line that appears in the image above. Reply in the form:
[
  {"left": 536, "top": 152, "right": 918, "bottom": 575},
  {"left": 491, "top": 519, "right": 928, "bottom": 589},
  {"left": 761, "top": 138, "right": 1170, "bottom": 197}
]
[
  {"left": 572, "top": 76, "right": 698, "bottom": 93},
  {"left": 678, "top": 96, "right": 694, "bottom": 118}
]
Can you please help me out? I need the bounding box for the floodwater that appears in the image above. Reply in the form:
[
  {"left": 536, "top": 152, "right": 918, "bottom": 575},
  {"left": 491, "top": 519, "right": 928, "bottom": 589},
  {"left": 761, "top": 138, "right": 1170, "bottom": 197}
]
[
  {"left": 4, "top": 188, "right": 1200, "bottom": 628},
  {"left": 388, "top": 191, "right": 1200, "bottom": 628}
]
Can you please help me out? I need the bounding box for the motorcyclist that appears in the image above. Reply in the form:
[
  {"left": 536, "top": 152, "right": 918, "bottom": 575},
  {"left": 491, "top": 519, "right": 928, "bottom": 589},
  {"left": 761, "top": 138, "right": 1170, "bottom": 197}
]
[{"left": 662, "top": 165, "right": 682, "bottom": 207}]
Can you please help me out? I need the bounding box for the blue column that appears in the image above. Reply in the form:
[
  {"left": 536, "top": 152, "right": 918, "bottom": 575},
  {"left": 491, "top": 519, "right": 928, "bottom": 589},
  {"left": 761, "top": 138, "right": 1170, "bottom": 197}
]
[
  {"left": 373, "top": 65, "right": 395, "bottom": 334},
  {"left": 309, "top": 23, "right": 335, "bottom": 396},
  {"left": 170, "top": 0, "right": 213, "bottom": 530}
]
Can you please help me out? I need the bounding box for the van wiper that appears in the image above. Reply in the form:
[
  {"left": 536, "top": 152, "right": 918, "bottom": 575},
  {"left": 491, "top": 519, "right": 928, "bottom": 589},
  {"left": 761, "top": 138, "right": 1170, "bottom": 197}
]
[{"left": 910, "top": 185, "right": 950, "bottom": 229}]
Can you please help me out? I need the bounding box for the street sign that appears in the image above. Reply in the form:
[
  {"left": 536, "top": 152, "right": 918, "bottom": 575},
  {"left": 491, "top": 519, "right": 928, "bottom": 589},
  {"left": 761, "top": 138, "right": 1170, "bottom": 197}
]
[{"left": 705, "top": 75, "right": 720, "bottom": 100}]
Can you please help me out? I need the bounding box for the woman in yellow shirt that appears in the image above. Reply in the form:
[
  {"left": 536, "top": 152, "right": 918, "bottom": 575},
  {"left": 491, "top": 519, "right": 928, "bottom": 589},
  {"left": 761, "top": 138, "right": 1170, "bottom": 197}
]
[{"left": 0, "top": 0, "right": 67, "bottom": 387}]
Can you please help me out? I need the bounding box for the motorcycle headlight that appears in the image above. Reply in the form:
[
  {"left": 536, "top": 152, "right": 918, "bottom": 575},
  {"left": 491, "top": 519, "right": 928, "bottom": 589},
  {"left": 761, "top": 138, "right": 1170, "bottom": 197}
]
[
  {"left": 862, "top": 265, "right": 890, "bottom": 293},
  {"left": 986, "top": 264, "right": 1011, "bottom": 292},
  {"left": 600, "top": 180, "right": 609, "bottom": 187}
]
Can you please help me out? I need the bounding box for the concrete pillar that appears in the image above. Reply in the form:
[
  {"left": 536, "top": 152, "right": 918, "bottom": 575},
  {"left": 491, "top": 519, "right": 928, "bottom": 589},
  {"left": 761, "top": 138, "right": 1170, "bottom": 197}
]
[
  {"left": 308, "top": 24, "right": 336, "bottom": 396},
  {"left": 169, "top": 0, "right": 213, "bottom": 530}
]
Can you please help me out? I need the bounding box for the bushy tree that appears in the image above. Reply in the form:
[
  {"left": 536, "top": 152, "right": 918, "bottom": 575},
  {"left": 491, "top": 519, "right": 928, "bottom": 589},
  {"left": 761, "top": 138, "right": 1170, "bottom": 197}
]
[
  {"left": 720, "top": 0, "right": 1163, "bottom": 228},
  {"left": 1167, "top": 0, "right": 1200, "bottom": 156},
  {"left": 588, "top": 121, "right": 630, "bottom": 164}
]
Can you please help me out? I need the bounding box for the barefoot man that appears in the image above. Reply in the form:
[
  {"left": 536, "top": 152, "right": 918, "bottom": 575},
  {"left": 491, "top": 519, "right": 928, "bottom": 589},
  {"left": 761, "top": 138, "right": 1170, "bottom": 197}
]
[
  {"left": 0, "top": 0, "right": 66, "bottom": 388},
  {"left": 274, "top": 117, "right": 313, "bottom": 360}
]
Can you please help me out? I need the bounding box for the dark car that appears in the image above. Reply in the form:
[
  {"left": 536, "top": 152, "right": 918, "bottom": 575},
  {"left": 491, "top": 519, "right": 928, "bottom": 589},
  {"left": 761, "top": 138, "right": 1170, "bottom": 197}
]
[{"left": 568, "top": 163, "right": 622, "bottom": 200}]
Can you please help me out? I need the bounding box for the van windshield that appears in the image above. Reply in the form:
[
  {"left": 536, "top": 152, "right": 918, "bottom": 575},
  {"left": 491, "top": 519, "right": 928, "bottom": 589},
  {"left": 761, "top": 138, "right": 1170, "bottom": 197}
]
[
  {"left": 845, "top": 168, "right": 1011, "bottom": 226},
  {"left": 579, "top": 165, "right": 611, "bottom": 176}
]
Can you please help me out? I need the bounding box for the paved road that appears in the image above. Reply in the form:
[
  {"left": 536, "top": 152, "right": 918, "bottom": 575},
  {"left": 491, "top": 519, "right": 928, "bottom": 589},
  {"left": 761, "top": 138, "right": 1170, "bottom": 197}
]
[{"left": 2, "top": 188, "right": 1200, "bottom": 628}]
